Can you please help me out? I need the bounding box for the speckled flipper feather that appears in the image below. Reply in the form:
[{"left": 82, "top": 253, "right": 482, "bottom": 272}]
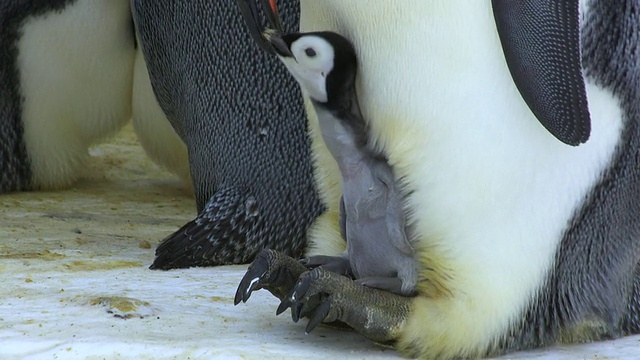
[
  {"left": 133, "top": 0, "right": 323, "bottom": 269},
  {"left": 492, "top": 0, "right": 591, "bottom": 146},
  {"left": 151, "top": 186, "right": 309, "bottom": 269}
]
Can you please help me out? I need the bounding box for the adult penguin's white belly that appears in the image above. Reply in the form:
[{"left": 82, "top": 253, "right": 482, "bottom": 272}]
[
  {"left": 17, "top": 0, "right": 135, "bottom": 189},
  {"left": 300, "top": 0, "right": 623, "bottom": 353}
]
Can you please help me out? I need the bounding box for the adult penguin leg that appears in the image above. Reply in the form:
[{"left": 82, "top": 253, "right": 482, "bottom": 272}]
[
  {"left": 236, "top": 249, "right": 411, "bottom": 345},
  {"left": 132, "top": 0, "right": 324, "bottom": 268}
]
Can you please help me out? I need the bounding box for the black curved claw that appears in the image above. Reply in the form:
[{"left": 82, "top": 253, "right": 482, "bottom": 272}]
[
  {"left": 305, "top": 300, "right": 331, "bottom": 334},
  {"left": 275, "top": 292, "right": 292, "bottom": 316},
  {"left": 234, "top": 253, "right": 270, "bottom": 305},
  {"left": 275, "top": 268, "right": 333, "bottom": 327},
  {"left": 236, "top": 0, "right": 283, "bottom": 53},
  {"left": 298, "top": 291, "right": 323, "bottom": 321},
  {"left": 276, "top": 272, "right": 312, "bottom": 319},
  {"left": 234, "top": 249, "right": 309, "bottom": 306},
  {"left": 291, "top": 302, "right": 304, "bottom": 323}
]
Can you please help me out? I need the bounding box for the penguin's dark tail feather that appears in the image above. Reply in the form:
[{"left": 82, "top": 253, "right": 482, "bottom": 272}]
[{"left": 149, "top": 185, "right": 307, "bottom": 270}]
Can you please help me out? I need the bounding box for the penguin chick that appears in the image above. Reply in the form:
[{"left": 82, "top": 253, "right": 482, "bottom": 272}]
[{"left": 264, "top": 30, "right": 419, "bottom": 296}]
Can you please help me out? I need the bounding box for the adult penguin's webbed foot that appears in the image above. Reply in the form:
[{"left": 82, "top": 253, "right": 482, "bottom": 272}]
[
  {"left": 278, "top": 267, "right": 411, "bottom": 344},
  {"left": 150, "top": 186, "right": 306, "bottom": 269},
  {"left": 235, "top": 249, "right": 308, "bottom": 303}
]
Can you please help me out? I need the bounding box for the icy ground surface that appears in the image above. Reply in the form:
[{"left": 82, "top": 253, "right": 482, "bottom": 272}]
[{"left": 1, "top": 126, "right": 639, "bottom": 359}]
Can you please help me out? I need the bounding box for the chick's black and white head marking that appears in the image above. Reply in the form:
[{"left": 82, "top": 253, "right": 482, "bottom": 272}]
[{"left": 268, "top": 31, "right": 357, "bottom": 107}]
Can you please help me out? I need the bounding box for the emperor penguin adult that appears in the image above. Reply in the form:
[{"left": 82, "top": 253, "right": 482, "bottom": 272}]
[
  {"left": 132, "top": 0, "right": 324, "bottom": 268},
  {"left": 236, "top": 0, "right": 640, "bottom": 358},
  {"left": 0, "top": 0, "right": 135, "bottom": 192}
]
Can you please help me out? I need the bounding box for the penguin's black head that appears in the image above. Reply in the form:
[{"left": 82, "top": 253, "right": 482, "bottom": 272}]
[{"left": 264, "top": 30, "right": 358, "bottom": 107}]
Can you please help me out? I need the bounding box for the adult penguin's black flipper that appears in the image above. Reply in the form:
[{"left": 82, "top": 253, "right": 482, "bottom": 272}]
[{"left": 492, "top": 0, "right": 591, "bottom": 146}]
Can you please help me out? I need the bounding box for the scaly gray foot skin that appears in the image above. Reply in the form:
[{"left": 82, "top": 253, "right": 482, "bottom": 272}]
[{"left": 237, "top": 250, "right": 412, "bottom": 345}]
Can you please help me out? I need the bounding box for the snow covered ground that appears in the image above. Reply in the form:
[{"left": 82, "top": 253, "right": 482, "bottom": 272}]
[{"left": 1, "top": 126, "right": 638, "bottom": 359}]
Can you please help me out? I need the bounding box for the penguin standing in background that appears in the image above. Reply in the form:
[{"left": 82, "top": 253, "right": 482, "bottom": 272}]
[
  {"left": 132, "top": 0, "right": 324, "bottom": 268},
  {"left": 0, "top": 0, "right": 136, "bottom": 192},
  {"left": 131, "top": 42, "right": 192, "bottom": 186},
  {"left": 0, "top": 1, "right": 321, "bottom": 269},
  {"left": 236, "top": 0, "right": 640, "bottom": 358}
]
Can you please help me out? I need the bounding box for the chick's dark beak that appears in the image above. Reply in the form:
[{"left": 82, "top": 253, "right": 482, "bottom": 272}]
[{"left": 263, "top": 29, "right": 294, "bottom": 58}]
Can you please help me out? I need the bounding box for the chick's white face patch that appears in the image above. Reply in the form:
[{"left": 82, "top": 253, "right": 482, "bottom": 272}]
[{"left": 280, "top": 35, "right": 335, "bottom": 103}]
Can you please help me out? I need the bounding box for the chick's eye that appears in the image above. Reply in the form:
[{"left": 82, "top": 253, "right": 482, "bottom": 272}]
[{"left": 304, "top": 47, "right": 317, "bottom": 57}]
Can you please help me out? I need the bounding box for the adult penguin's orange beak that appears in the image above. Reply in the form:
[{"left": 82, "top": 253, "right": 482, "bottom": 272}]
[
  {"left": 262, "top": 28, "right": 294, "bottom": 58},
  {"left": 236, "top": 0, "right": 283, "bottom": 54}
]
